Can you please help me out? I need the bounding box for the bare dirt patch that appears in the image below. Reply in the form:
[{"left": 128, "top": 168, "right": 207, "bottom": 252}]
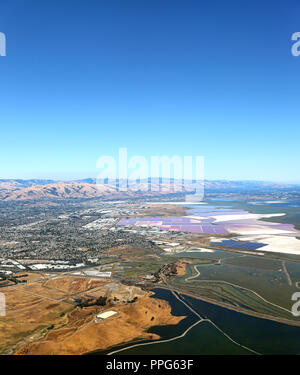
[
  {"left": 174, "top": 260, "right": 193, "bottom": 276},
  {"left": 135, "top": 204, "right": 188, "bottom": 217}
]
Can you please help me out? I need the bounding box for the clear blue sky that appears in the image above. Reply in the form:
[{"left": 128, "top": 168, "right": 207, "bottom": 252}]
[{"left": 0, "top": 0, "right": 300, "bottom": 182}]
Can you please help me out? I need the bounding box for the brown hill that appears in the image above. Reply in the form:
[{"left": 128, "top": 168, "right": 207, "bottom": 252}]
[
  {"left": 0, "top": 181, "right": 185, "bottom": 201},
  {"left": 0, "top": 179, "right": 295, "bottom": 201},
  {"left": 0, "top": 182, "right": 118, "bottom": 201}
]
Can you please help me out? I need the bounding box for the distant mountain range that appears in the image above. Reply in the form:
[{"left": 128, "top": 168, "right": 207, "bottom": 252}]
[
  {"left": 0, "top": 179, "right": 298, "bottom": 201},
  {"left": 0, "top": 180, "right": 185, "bottom": 201}
]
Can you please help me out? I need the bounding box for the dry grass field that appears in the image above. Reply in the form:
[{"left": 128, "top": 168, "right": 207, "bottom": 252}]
[
  {"left": 0, "top": 274, "right": 113, "bottom": 353},
  {"left": 0, "top": 273, "right": 183, "bottom": 355},
  {"left": 15, "top": 292, "right": 184, "bottom": 355}
]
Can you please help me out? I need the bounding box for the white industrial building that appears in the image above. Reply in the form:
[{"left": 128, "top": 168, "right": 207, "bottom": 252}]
[{"left": 96, "top": 310, "right": 118, "bottom": 320}]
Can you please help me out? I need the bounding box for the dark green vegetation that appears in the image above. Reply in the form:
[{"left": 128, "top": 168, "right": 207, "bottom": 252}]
[
  {"left": 119, "top": 257, "right": 214, "bottom": 280},
  {"left": 77, "top": 296, "right": 107, "bottom": 308}
]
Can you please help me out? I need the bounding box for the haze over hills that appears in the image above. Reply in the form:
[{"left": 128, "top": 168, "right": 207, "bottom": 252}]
[
  {"left": 0, "top": 181, "right": 187, "bottom": 201},
  {"left": 0, "top": 179, "right": 299, "bottom": 201}
]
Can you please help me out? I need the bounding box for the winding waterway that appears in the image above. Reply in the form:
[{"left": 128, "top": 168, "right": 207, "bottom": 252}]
[{"left": 93, "top": 288, "right": 300, "bottom": 355}]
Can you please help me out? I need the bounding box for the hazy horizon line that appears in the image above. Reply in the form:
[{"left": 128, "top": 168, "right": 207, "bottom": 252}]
[{"left": 1, "top": 177, "right": 300, "bottom": 185}]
